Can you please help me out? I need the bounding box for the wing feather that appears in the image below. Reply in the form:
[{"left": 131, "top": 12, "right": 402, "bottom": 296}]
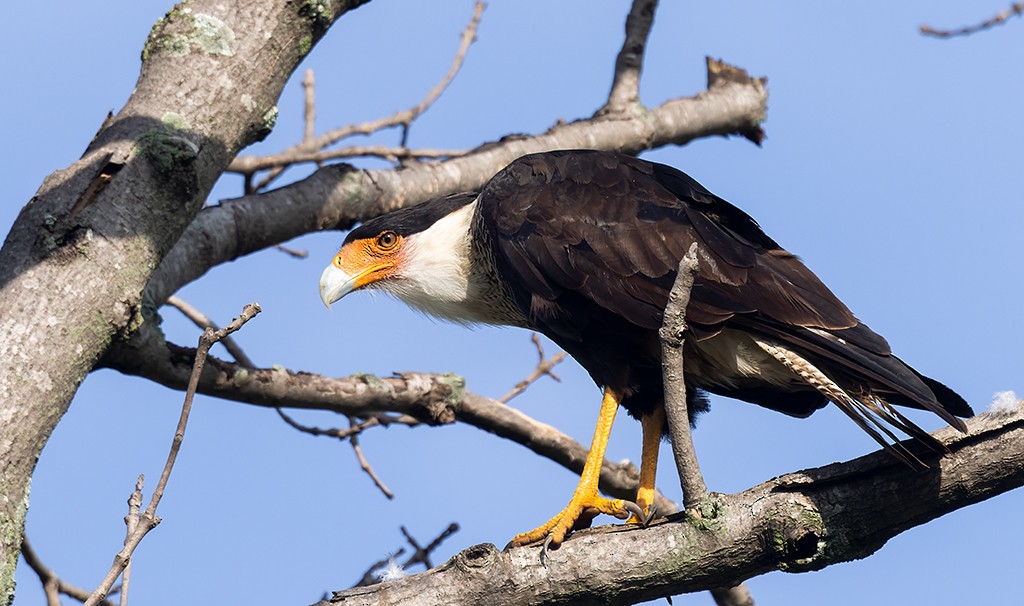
[{"left": 476, "top": 150, "right": 972, "bottom": 434}]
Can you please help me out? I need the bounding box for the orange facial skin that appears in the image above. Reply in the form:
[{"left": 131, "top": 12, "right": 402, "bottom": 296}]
[{"left": 332, "top": 230, "right": 406, "bottom": 291}]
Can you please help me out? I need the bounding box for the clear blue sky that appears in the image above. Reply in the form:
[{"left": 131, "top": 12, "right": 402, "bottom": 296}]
[{"left": 4, "top": 1, "right": 1022, "bottom": 604}]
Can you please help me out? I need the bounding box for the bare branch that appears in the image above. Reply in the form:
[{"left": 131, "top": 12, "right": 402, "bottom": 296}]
[
  {"left": 102, "top": 322, "right": 674, "bottom": 515},
  {"left": 349, "top": 420, "right": 395, "bottom": 499},
  {"left": 659, "top": 244, "right": 751, "bottom": 605},
  {"left": 229, "top": 2, "right": 485, "bottom": 176},
  {"left": 240, "top": 145, "right": 466, "bottom": 172},
  {"left": 354, "top": 523, "right": 460, "bottom": 587},
  {"left": 20, "top": 538, "right": 117, "bottom": 606},
  {"left": 322, "top": 407, "right": 1024, "bottom": 605},
  {"left": 119, "top": 475, "right": 143, "bottom": 606},
  {"left": 165, "top": 296, "right": 256, "bottom": 369},
  {"left": 303, "top": 69, "right": 317, "bottom": 144},
  {"left": 84, "top": 303, "right": 261, "bottom": 606},
  {"left": 277, "top": 409, "right": 421, "bottom": 440},
  {"left": 499, "top": 334, "right": 568, "bottom": 404},
  {"left": 659, "top": 243, "right": 707, "bottom": 508},
  {"left": 272, "top": 243, "right": 309, "bottom": 259},
  {"left": 601, "top": 0, "right": 659, "bottom": 115},
  {"left": 921, "top": 3, "right": 1024, "bottom": 38}
]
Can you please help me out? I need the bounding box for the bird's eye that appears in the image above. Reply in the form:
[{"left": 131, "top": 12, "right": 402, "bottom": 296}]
[{"left": 376, "top": 231, "right": 399, "bottom": 251}]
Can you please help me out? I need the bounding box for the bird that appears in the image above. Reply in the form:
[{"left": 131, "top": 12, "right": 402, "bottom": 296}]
[{"left": 319, "top": 149, "right": 973, "bottom": 548}]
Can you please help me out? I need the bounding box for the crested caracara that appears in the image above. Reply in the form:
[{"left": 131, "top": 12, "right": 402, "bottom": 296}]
[{"left": 320, "top": 149, "right": 973, "bottom": 548}]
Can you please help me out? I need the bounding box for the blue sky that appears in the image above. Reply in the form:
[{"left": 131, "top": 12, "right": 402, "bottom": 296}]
[{"left": 4, "top": 1, "right": 1023, "bottom": 604}]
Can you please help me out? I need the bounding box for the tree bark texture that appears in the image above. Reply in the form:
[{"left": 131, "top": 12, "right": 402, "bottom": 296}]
[
  {"left": 322, "top": 406, "right": 1024, "bottom": 605},
  {"left": 0, "top": 1, "right": 367, "bottom": 601}
]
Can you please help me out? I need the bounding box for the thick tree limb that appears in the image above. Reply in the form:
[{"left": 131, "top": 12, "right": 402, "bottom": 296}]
[
  {"left": 0, "top": 1, "right": 365, "bottom": 598},
  {"left": 321, "top": 406, "right": 1024, "bottom": 605},
  {"left": 101, "top": 322, "right": 674, "bottom": 513},
  {"left": 140, "top": 57, "right": 768, "bottom": 308}
]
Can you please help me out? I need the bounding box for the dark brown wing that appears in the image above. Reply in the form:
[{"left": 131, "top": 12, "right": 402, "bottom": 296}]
[
  {"left": 480, "top": 150, "right": 857, "bottom": 337},
  {"left": 477, "top": 150, "right": 971, "bottom": 427}
]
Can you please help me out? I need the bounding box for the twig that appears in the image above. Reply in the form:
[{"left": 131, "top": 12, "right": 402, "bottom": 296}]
[
  {"left": 119, "top": 476, "right": 143, "bottom": 606},
  {"left": 303, "top": 69, "right": 316, "bottom": 144},
  {"left": 399, "top": 523, "right": 459, "bottom": 570},
  {"left": 275, "top": 409, "right": 396, "bottom": 498},
  {"left": 84, "top": 303, "right": 261, "bottom": 606},
  {"left": 349, "top": 421, "right": 395, "bottom": 500},
  {"left": 20, "top": 538, "right": 117, "bottom": 606},
  {"left": 250, "top": 68, "right": 321, "bottom": 191},
  {"left": 165, "top": 296, "right": 256, "bottom": 369},
  {"left": 273, "top": 244, "right": 309, "bottom": 259},
  {"left": 276, "top": 409, "right": 421, "bottom": 439},
  {"left": 242, "top": 146, "right": 465, "bottom": 173},
  {"left": 921, "top": 3, "right": 1023, "bottom": 38},
  {"left": 499, "top": 334, "right": 568, "bottom": 403},
  {"left": 228, "top": 2, "right": 485, "bottom": 176},
  {"left": 659, "top": 243, "right": 707, "bottom": 508},
  {"left": 601, "top": 0, "right": 659, "bottom": 115}
]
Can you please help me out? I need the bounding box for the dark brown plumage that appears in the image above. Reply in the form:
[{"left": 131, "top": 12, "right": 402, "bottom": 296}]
[
  {"left": 321, "top": 149, "right": 973, "bottom": 545},
  {"left": 478, "top": 150, "right": 971, "bottom": 454}
]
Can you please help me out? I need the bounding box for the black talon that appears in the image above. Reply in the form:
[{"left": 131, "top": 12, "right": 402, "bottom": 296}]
[
  {"left": 643, "top": 502, "right": 658, "bottom": 525},
  {"left": 622, "top": 500, "right": 646, "bottom": 523},
  {"left": 540, "top": 535, "right": 555, "bottom": 566}
]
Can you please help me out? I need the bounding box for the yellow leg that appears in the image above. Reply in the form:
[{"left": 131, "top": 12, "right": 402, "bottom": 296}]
[
  {"left": 631, "top": 405, "right": 665, "bottom": 523},
  {"left": 509, "top": 387, "right": 638, "bottom": 548}
]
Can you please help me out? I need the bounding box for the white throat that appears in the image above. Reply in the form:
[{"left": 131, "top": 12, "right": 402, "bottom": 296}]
[{"left": 379, "top": 200, "right": 482, "bottom": 323}]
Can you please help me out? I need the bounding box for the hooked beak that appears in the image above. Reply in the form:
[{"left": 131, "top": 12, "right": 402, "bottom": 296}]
[{"left": 319, "top": 264, "right": 357, "bottom": 309}]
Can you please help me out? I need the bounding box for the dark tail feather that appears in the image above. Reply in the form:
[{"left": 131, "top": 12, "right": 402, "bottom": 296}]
[{"left": 918, "top": 373, "right": 974, "bottom": 419}]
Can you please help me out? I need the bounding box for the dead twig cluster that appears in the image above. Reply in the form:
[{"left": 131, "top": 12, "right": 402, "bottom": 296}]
[
  {"left": 231, "top": 2, "right": 486, "bottom": 193},
  {"left": 498, "top": 334, "right": 568, "bottom": 404},
  {"left": 82, "top": 303, "right": 261, "bottom": 606},
  {"left": 353, "top": 523, "right": 460, "bottom": 587}
]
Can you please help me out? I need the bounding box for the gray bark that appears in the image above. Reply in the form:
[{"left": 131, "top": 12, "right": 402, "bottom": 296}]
[
  {"left": 0, "top": 1, "right": 367, "bottom": 601},
  {"left": 322, "top": 407, "right": 1024, "bottom": 605}
]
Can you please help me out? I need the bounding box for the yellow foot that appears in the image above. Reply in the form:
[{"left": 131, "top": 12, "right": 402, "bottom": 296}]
[{"left": 508, "top": 494, "right": 644, "bottom": 548}]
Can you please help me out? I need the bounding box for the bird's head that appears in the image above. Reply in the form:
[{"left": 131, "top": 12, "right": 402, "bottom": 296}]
[{"left": 319, "top": 193, "right": 480, "bottom": 312}]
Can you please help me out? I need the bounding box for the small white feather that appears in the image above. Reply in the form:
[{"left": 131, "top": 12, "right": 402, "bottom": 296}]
[
  {"left": 378, "top": 556, "right": 408, "bottom": 582},
  {"left": 989, "top": 390, "right": 1021, "bottom": 415}
]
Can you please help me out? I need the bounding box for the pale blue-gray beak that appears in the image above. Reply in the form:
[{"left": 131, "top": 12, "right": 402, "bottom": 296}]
[{"left": 319, "top": 264, "right": 356, "bottom": 309}]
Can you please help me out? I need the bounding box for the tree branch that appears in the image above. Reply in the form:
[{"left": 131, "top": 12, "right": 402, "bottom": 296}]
[
  {"left": 85, "top": 303, "right": 261, "bottom": 606},
  {"left": 498, "top": 334, "right": 567, "bottom": 404},
  {"left": 323, "top": 406, "right": 1024, "bottom": 605},
  {"left": 601, "top": 0, "right": 659, "bottom": 115},
  {"left": 101, "top": 322, "right": 674, "bottom": 515},
  {"left": 0, "top": 1, "right": 365, "bottom": 596},
  {"left": 140, "top": 57, "right": 767, "bottom": 310},
  {"left": 20, "top": 538, "right": 116, "bottom": 606},
  {"left": 229, "top": 1, "right": 486, "bottom": 176},
  {"left": 659, "top": 243, "right": 707, "bottom": 508}
]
